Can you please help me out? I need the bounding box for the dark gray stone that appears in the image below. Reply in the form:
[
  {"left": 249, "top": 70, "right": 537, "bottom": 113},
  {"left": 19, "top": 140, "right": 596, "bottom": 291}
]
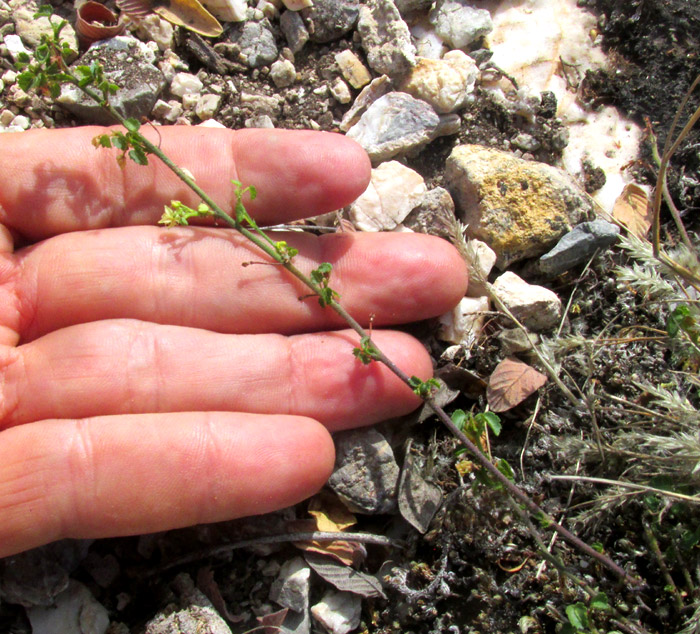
[
  {"left": 328, "top": 429, "right": 399, "bottom": 514},
  {"left": 57, "top": 36, "right": 165, "bottom": 125},
  {"left": 539, "top": 219, "right": 620, "bottom": 276},
  {"left": 280, "top": 9, "right": 309, "bottom": 53},
  {"left": 302, "top": 0, "right": 359, "bottom": 43},
  {"left": 227, "top": 20, "right": 278, "bottom": 68}
]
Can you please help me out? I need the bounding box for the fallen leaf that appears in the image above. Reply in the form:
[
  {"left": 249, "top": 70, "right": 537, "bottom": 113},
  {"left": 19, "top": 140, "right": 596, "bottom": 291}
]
[
  {"left": 308, "top": 490, "right": 357, "bottom": 532},
  {"left": 486, "top": 358, "right": 547, "bottom": 412},
  {"left": 256, "top": 608, "right": 289, "bottom": 634},
  {"left": 304, "top": 551, "right": 386, "bottom": 599},
  {"left": 612, "top": 183, "right": 653, "bottom": 238},
  {"left": 288, "top": 519, "right": 365, "bottom": 567},
  {"left": 117, "top": 0, "right": 223, "bottom": 37}
]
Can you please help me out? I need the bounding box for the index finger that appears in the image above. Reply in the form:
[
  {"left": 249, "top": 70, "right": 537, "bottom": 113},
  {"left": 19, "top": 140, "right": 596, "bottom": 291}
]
[{"left": 0, "top": 126, "right": 371, "bottom": 240}]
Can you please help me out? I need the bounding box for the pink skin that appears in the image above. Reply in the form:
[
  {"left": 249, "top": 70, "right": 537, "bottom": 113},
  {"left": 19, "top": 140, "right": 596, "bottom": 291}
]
[{"left": 0, "top": 127, "right": 468, "bottom": 557}]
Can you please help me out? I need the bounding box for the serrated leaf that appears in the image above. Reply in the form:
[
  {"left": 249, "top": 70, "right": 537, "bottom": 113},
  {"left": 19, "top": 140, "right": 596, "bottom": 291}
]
[
  {"left": 566, "top": 603, "right": 589, "bottom": 630},
  {"left": 17, "top": 71, "right": 34, "bottom": 92},
  {"left": 486, "top": 358, "right": 547, "bottom": 413},
  {"left": 129, "top": 147, "right": 149, "bottom": 166}
]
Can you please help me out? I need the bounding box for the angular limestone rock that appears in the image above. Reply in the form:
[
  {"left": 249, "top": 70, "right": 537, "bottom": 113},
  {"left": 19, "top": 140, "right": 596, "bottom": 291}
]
[
  {"left": 400, "top": 50, "right": 478, "bottom": 113},
  {"left": 346, "top": 91, "right": 440, "bottom": 162},
  {"left": 429, "top": 0, "right": 493, "bottom": 49},
  {"left": 491, "top": 271, "right": 562, "bottom": 332},
  {"left": 349, "top": 161, "right": 427, "bottom": 231},
  {"left": 357, "top": 0, "right": 416, "bottom": 78},
  {"left": 334, "top": 49, "right": 372, "bottom": 89},
  {"left": 438, "top": 295, "right": 489, "bottom": 346},
  {"left": 328, "top": 429, "right": 399, "bottom": 514},
  {"left": 445, "top": 144, "right": 592, "bottom": 268}
]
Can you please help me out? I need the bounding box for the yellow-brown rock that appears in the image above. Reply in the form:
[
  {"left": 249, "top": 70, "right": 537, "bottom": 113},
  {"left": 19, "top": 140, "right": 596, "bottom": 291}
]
[
  {"left": 399, "top": 50, "right": 478, "bottom": 113},
  {"left": 445, "top": 144, "right": 592, "bottom": 268}
]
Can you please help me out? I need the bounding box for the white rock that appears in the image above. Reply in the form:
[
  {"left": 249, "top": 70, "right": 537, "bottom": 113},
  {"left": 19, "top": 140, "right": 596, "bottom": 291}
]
[
  {"left": 9, "top": 114, "right": 30, "bottom": 130},
  {"left": 203, "top": 0, "right": 248, "bottom": 21},
  {"left": 195, "top": 93, "right": 221, "bottom": 120},
  {"left": 152, "top": 98, "right": 182, "bottom": 123},
  {"left": 269, "top": 557, "right": 311, "bottom": 612},
  {"left": 400, "top": 49, "right": 478, "bottom": 113},
  {"left": 269, "top": 59, "right": 296, "bottom": 88},
  {"left": 491, "top": 272, "right": 562, "bottom": 332},
  {"left": 485, "top": 0, "right": 643, "bottom": 214},
  {"left": 334, "top": 49, "right": 372, "bottom": 89},
  {"left": 181, "top": 93, "right": 200, "bottom": 110},
  {"left": 197, "top": 119, "right": 226, "bottom": 129},
  {"left": 1, "top": 69, "right": 16, "bottom": 84},
  {"left": 429, "top": 0, "right": 493, "bottom": 49},
  {"left": 438, "top": 295, "right": 489, "bottom": 346},
  {"left": 170, "top": 72, "right": 204, "bottom": 97},
  {"left": 27, "top": 580, "right": 109, "bottom": 634},
  {"left": 465, "top": 239, "right": 496, "bottom": 297},
  {"left": 349, "top": 161, "right": 427, "bottom": 231},
  {"left": 135, "top": 14, "right": 175, "bottom": 50},
  {"left": 311, "top": 591, "right": 361, "bottom": 634},
  {"left": 282, "top": 0, "right": 312, "bottom": 8},
  {"left": 330, "top": 77, "right": 352, "bottom": 104},
  {"left": 410, "top": 22, "right": 447, "bottom": 59},
  {"left": 3, "top": 34, "right": 29, "bottom": 61}
]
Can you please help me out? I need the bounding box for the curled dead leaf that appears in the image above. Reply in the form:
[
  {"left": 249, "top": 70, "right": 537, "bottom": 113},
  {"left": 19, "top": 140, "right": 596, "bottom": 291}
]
[
  {"left": 486, "top": 357, "right": 547, "bottom": 413},
  {"left": 612, "top": 183, "right": 653, "bottom": 238},
  {"left": 76, "top": 2, "right": 125, "bottom": 47}
]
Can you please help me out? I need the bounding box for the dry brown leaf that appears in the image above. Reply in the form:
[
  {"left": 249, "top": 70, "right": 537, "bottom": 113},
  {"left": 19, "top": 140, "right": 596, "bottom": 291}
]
[
  {"left": 486, "top": 357, "right": 547, "bottom": 412},
  {"left": 118, "top": 0, "right": 224, "bottom": 36},
  {"left": 308, "top": 490, "right": 357, "bottom": 532},
  {"left": 288, "top": 518, "right": 364, "bottom": 567},
  {"left": 612, "top": 183, "right": 653, "bottom": 238}
]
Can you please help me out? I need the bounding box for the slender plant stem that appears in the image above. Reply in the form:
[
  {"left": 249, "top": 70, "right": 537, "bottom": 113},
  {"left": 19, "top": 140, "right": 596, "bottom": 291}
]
[{"left": 72, "top": 68, "right": 642, "bottom": 588}]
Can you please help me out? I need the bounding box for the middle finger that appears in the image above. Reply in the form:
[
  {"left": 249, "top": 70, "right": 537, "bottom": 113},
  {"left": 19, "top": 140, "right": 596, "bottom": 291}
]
[{"left": 14, "top": 226, "right": 467, "bottom": 341}]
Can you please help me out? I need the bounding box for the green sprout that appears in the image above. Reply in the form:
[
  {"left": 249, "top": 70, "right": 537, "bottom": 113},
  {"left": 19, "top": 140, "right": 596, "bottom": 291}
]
[{"left": 352, "top": 336, "right": 381, "bottom": 365}]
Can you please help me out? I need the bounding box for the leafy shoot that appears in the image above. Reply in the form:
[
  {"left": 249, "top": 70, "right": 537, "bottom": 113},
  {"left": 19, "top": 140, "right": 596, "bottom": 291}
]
[
  {"left": 159, "top": 201, "right": 213, "bottom": 227},
  {"left": 310, "top": 262, "right": 340, "bottom": 307},
  {"left": 353, "top": 336, "right": 381, "bottom": 365}
]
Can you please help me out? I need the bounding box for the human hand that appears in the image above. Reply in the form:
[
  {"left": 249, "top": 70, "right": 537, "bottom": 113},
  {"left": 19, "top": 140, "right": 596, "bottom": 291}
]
[{"left": 0, "top": 126, "right": 467, "bottom": 557}]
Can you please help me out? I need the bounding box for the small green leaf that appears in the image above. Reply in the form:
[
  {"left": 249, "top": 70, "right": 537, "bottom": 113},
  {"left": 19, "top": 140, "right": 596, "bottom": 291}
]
[
  {"left": 477, "top": 411, "right": 501, "bottom": 436},
  {"left": 408, "top": 377, "right": 440, "bottom": 399},
  {"left": 496, "top": 458, "right": 514, "bottom": 482},
  {"left": 566, "top": 603, "right": 589, "bottom": 630},
  {"left": 590, "top": 592, "right": 609, "bottom": 611},
  {"left": 17, "top": 71, "right": 35, "bottom": 92},
  {"left": 124, "top": 117, "right": 141, "bottom": 133},
  {"left": 667, "top": 305, "right": 690, "bottom": 337},
  {"left": 352, "top": 336, "right": 380, "bottom": 365},
  {"left": 34, "top": 4, "right": 54, "bottom": 18},
  {"left": 129, "top": 147, "right": 149, "bottom": 166},
  {"left": 451, "top": 409, "right": 467, "bottom": 431}
]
